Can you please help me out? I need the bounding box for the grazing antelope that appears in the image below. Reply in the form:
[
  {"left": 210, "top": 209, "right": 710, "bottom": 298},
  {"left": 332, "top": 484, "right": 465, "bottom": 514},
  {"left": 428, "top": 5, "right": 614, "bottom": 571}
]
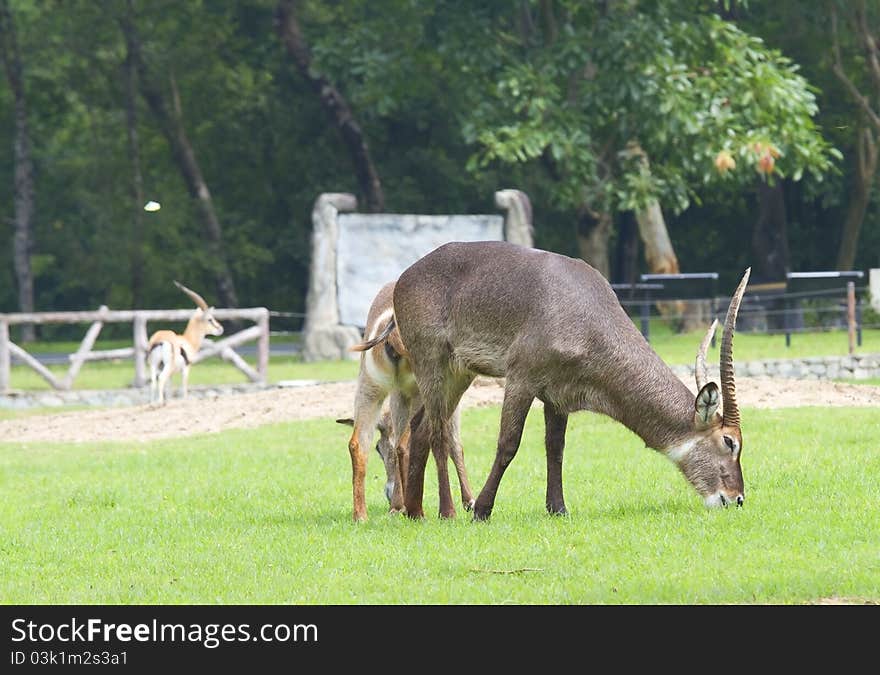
[
  {"left": 336, "top": 281, "right": 474, "bottom": 522},
  {"left": 391, "top": 240, "right": 750, "bottom": 520},
  {"left": 147, "top": 281, "right": 224, "bottom": 405}
]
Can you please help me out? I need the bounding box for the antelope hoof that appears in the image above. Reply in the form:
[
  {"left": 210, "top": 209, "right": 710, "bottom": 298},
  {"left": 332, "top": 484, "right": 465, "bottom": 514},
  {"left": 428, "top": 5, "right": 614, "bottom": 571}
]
[
  {"left": 472, "top": 506, "right": 492, "bottom": 522},
  {"left": 405, "top": 507, "right": 425, "bottom": 520},
  {"left": 463, "top": 498, "right": 475, "bottom": 512},
  {"left": 439, "top": 506, "right": 456, "bottom": 519},
  {"left": 546, "top": 502, "right": 568, "bottom": 516}
]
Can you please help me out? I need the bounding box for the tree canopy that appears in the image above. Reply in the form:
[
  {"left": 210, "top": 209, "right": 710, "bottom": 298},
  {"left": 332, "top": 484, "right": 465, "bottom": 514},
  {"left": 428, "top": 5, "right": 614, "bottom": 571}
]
[{"left": 0, "top": 0, "right": 876, "bottom": 326}]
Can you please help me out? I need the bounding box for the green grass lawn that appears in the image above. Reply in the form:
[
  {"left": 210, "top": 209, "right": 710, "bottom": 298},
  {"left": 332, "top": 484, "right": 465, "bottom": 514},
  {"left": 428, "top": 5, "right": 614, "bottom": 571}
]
[
  {"left": 1, "top": 404, "right": 877, "bottom": 604},
  {"left": 4, "top": 326, "right": 877, "bottom": 392},
  {"left": 641, "top": 320, "right": 880, "bottom": 364}
]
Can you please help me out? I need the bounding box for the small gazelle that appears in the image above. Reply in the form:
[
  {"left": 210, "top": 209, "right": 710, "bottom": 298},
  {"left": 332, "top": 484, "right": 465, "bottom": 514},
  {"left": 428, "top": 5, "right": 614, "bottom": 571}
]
[{"left": 147, "top": 281, "right": 224, "bottom": 405}]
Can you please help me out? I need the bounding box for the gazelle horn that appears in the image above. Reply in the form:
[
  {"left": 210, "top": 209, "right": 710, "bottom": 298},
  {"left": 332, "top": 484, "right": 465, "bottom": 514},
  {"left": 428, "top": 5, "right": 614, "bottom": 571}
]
[{"left": 173, "top": 280, "right": 209, "bottom": 311}]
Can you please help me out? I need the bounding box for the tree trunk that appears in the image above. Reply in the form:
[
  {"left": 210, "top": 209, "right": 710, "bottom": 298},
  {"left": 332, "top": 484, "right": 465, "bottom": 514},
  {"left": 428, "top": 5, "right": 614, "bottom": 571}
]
[
  {"left": 576, "top": 206, "right": 611, "bottom": 279},
  {"left": 120, "top": 16, "right": 239, "bottom": 308},
  {"left": 635, "top": 199, "right": 680, "bottom": 277},
  {"left": 275, "top": 0, "right": 385, "bottom": 212},
  {"left": 614, "top": 211, "right": 640, "bottom": 286},
  {"left": 626, "top": 143, "right": 680, "bottom": 277},
  {"left": 635, "top": 198, "right": 699, "bottom": 330},
  {"left": 751, "top": 179, "right": 790, "bottom": 282},
  {"left": 626, "top": 143, "right": 692, "bottom": 328},
  {"left": 122, "top": 0, "right": 145, "bottom": 309},
  {"left": 836, "top": 126, "right": 877, "bottom": 270},
  {"left": 829, "top": 4, "right": 880, "bottom": 268},
  {"left": 0, "top": 0, "right": 36, "bottom": 341},
  {"left": 751, "top": 178, "right": 790, "bottom": 330}
]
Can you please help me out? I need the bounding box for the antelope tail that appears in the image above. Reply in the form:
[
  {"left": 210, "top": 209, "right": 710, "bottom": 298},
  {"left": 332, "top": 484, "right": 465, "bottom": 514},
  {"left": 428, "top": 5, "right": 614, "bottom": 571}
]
[{"left": 350, "top": 318, "right": 396, "bottom": 352}]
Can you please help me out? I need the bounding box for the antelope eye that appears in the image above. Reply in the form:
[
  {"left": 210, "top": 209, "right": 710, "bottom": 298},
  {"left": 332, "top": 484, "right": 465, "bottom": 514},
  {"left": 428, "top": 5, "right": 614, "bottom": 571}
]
[{"left": 723, "top": 435, "right": 736, "bottom": 452}]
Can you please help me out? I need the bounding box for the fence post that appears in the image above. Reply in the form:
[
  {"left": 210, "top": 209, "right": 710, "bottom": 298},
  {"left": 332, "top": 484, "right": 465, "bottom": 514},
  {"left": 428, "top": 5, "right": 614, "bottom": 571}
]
[
  {"left": 133, "top": 314, "right": 148, "bottom": 387},
  {"left": 257, "top": 308, "right": 269, "bottom": 384},
  {"left": 63, "top": 306, "right": 107, "bottom": 390},
  {"left": 857, "top": 297, "right": 863, "bottom": 347},
  {"left": 0, "top": 320, "right": 9, "bottom": 393},
  {"left": 785, "top": 296, "right": 792, "bottom": 347},
  {"left": 847, "top": 281, "right": 856, "bottom": 355}
]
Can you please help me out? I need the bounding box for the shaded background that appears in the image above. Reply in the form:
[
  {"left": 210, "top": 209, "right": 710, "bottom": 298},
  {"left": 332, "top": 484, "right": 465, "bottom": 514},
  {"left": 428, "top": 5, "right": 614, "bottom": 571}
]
[{"left": 1, "top": 0, "right": 878, "bottom": 340}]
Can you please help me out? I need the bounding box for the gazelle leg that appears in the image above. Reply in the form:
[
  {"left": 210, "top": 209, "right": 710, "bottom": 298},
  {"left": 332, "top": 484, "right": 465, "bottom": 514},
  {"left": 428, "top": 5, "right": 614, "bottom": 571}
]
[
  {"left": 148, "top": 361, "right": 158, "bottom": 404},
  {"left": 181, "top": 364, "right": 190, "bottom": 399},
  {"left": 157, "top": 363, "right": 171, "bottom": 406}
]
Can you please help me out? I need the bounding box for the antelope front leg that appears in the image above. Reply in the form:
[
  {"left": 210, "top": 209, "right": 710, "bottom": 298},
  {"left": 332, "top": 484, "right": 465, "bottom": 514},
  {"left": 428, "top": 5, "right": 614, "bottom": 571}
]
[
  {"left": 348, "top": 428, "right": 370, "bottom": 523},
  {"left": 473, "top": 387, "right": 534, "bottom": 521},
  {"left": 543, "top": 402, "right": 569, "bottom": 516}
]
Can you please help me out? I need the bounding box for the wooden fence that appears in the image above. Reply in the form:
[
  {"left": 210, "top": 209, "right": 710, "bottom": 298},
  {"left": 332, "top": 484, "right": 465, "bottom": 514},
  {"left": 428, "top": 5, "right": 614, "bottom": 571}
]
[{"left": 0, "top": 306, "right": 270, "bottom": 393}]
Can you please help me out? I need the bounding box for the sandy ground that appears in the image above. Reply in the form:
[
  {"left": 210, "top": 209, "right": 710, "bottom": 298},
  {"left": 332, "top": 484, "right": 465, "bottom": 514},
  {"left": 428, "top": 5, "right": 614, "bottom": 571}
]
[{"left": 0, "top": 375, "right": 878, "bottom": 444}]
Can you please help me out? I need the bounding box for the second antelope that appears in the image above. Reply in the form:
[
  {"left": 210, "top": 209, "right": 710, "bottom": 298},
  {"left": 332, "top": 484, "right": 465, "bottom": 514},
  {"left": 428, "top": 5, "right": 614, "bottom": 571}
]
[
  {"left": 337, "top": 281, "right": 474, "bottom": 522},
  {"left": 147, "top": 281, "right": 224, "bottom": 405},
  {"left": 391, "top": 240, "right": 751, "bottom": 520}
]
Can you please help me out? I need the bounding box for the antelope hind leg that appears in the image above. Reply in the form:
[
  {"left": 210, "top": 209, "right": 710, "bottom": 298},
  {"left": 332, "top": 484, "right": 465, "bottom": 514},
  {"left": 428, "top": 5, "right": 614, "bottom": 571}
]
[
  {"left": 404, "top": 407, "right": 429, "bottom": 519},
  {"left": 473, "top": 385, "right": 534, "bottom": 521}
]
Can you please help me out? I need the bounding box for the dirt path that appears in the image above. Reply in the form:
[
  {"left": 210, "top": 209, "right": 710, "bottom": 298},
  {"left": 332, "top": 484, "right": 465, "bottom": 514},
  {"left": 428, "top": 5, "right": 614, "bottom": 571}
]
[{"left": 0, "top": 376, "right": 878, "bottom": 444}]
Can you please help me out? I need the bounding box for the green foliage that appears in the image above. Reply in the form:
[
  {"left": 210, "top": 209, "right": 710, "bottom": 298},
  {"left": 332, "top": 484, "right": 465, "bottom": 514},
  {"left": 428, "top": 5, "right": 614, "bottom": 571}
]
[
  {"left": 462, "top": 3, "right": 839, "bottom": 215},
  {"left": 1, "top": 405, "right": 878, "bottom": 603},
  {"left": 0, "top": 0, "right": 875, "bottom": 318}
]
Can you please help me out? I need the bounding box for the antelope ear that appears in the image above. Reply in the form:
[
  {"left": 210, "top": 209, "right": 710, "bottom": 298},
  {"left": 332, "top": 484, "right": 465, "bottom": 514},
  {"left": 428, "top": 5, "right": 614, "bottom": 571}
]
[
  {"left": 336, "top": 418, "right": 354, "bottom": 427},
  {"left": 694, "top": 382, "right": 721, "bottom": 429}
]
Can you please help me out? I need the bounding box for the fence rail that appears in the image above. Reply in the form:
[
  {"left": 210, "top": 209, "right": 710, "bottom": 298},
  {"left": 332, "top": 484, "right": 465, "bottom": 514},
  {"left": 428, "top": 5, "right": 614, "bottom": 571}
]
[
  {"left": 0, "top": 306, "right": 270, "bottom": 393},
  {"left": 614, "top": 281, "right": 867, "bottom": 351}
]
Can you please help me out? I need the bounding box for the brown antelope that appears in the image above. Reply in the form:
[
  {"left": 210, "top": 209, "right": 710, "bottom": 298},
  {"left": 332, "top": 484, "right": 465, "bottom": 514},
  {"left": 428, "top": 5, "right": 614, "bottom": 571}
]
[
  {"left": 147, "top": 281, "right": 224, "bottom": 405},
  {"left": 337, "top": 280, "right": 474, "bottom": 522},
  {"left": 390, "top": 240, "right": 750, "bottom": 520}
]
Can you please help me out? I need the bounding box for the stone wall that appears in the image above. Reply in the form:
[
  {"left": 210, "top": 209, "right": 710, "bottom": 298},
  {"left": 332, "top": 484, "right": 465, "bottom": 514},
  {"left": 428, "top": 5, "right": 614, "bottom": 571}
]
[
  {"left": 672, "top": 353, "right": 880, "bottom": 381},
  {"left": 336, "top": 213, "right": 504, "bottom": 327},
  {"left": 300, "top": 189, "right": 534, "bottom": 361}
]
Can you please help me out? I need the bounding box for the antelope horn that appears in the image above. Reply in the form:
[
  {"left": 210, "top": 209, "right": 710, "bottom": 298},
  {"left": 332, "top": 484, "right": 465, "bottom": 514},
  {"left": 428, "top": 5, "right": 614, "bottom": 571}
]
[
  {"left": 173, "top": 280, "right": 209, "bottom": 311},
  {"left": 720, "top": 268, "right": 751, "bottom": 428},
  {"left": 694, "top": 318, "right": 719, "bottom": 392}
]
